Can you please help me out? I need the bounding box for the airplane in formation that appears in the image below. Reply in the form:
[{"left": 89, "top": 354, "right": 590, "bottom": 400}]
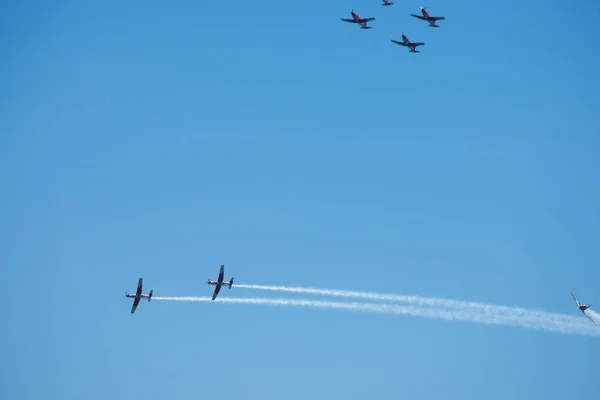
[
  {"left": 125, "top": 278, "right": 153, "bottom": 314},
  {"left": 341, "top": 10, "right": 376, "bottom": 29},
  {"left": 410, "top": 7, "right": 445, "bottom": 27},
  {"left": 571, "top": 292, "right": 595, "bottom": 323},
  {"left": 381, "top": 0, "right": 394, "bottom": 6},
  {"left": 391, "top": 33, "right": 425, "bottom": 53},
  {"left": 207, "top": 264, "right": 234, "bottom": 300}
]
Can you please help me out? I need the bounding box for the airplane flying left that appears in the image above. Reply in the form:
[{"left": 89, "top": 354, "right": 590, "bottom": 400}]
[
  {"left": 207, "top": 264, "right": 234, "bottom": 300},
  {"left": 125, "top": 278, "right": 153, "bottom": 314},
  {"left": 410, "top": 7, "right": 445, "bottom": 27},
  {"left": 571, "top": 291, "right": 595, "bottom": 323},
  {"left": 341, "top": 10, "right": 375, "bottom": 29},
  {"left": 381, "top": 0, "right": 394, "bottom": 6},
  {"left": 391, "top": 33, "right": 425, "bottom": 53}
]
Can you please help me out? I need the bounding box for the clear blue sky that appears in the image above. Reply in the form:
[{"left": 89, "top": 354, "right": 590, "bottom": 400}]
[{"left": 2, "top": 0, "right": 600, "bottom": 399}]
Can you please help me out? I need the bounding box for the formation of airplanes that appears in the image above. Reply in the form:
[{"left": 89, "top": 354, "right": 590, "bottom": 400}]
[
  {"left": 124, "top": 264, "right": 236, "bottom": 313},
  {"left": 341, "top": 6, "right": 445, "bottom": 53},
  {"left": 124, "top": 272, "right": 596, "bottom": 325}
]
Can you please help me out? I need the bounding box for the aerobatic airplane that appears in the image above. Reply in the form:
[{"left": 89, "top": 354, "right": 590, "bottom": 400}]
[
  {"left": 341, "top": 10, "right": 375, "bottom": 29},
  {"left": 381, "top": 0, "right": 394, "bottom": 6},
  {"left": 410, "top": 7, "right": 445, "bottom": 27},
  {"left": 391, "top": 33, "right": 425, "bottom": 53},
  {"left": 125, "top": 278, "right": 153, "bottom": 314},
  {"left": 571, "top": 292, "right": 595, "bottom": 323},
  {"left": 207, "top": 264, "right": 234, "bottom": 300}
]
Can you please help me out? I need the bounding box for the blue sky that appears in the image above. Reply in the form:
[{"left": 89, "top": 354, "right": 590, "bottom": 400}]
[{"left": 2, "top": 0, "right": 600, "bottom": 399}]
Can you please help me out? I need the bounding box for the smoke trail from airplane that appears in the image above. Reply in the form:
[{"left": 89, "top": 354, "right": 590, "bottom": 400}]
[
  {"left": 233, "top": 284, "right": 582, "bottom": 325},
  {"left": 588, "top": 309, "right": 600, "bottom": 322},
  {"left": 152, "top": 296, "right": 600, "bottom": 337}
]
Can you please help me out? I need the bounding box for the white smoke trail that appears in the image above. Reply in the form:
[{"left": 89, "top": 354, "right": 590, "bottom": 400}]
[
  {"left": 234, "top": 284, "right": 584, "bottom": 325},
  {"left": 587, "top": 309, "right": 600, "bottom": 322},
  {"left": 152, "top": 296, "right": 600, "bottom": 337}
]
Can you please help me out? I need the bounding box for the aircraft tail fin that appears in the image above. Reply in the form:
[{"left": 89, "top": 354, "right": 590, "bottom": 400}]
[
  {"left": 148, "top": 290, "right": 153, "bottom": 301},
  {"left": 229, "top": 278, "right": 234, "bottom": 289}
]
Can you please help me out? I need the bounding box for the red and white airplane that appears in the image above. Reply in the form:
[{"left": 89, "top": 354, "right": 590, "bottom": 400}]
[
  {"left": 571, "top": 292, "right": 595, "bottom": 323},
  {"left": 391, "top": 33, "right": 425, "bottom": 53},
  {"left": 381, "top": 0, "right": 394, "bottom": 6},
  {"left": 125, "top": 278, "right": 153, "bottom": 314},
  {"left": 341, "top": 10, "right": 375, "bottom": 29},
  {"left": 410, "top": 7, "right": 445, "bottom": 27},
  {"left": 207, "top": 264, "right": 234, "bottom": 301}
]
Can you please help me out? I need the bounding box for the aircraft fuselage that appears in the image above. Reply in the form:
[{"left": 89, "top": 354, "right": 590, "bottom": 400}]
[
  {"left": 126, "top": 293, "right": 151, "bottom": 299},
  {"left": 207, "top": 280, "right": 232, "bottom": 286},
  {"left": 421, "top": 12, "right": 438, "bottom": 27},
  {"left": 401, "top": 36, "right": 417, "bottom": 51},
  {"left": 351, "top": 12, "right": 368, "bottom": 28}
]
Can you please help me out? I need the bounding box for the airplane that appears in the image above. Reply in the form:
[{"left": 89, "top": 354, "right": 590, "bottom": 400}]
[
  {"left": 125, "top": 278, "right": 153, "bottom": 314},
  {"left": 207, "top": 264, "right": 234, "bottom": 301},
  {"left": 341, "top": 10, "right": 375, "bottom": 29},
  {"left": 391, "top": 33, "right": 425, "bottom": 53},
  {"left": 410, "top": 7, "right": 445, "bottom": 27},
  {"left": 382, "top": 0, "right": 394, "bottom": 6},
  {"left": 571, "top": 292, "right": 595, "bottom": 323}
]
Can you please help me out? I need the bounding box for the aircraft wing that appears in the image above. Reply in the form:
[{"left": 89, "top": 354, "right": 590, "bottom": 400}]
[
  {"left": 131, "top": 297, "right": 140, "bottom": 314},
  {"left": 391, "top": 40, "right": 408, "bottom": 46},
  {"left": 341, "top": 18, "right": 357, "bottom": 23},
  {"left": 212, "top": 285, "right": 222, "bottom": 301},
  {"left": 432, "top": 16, "right": 445, "bottom": 21},
  {"left": 218, "top": 265, "right": 225, "bottom": 283},
  {"left": 571, "top": 291, "right": 581, "bottom": 307},
  {"left": 359, "top": 17, "right": 375, "bottom": 22},
  {"left": 410, "top": 14, "right": 426, "bottom": 20},
  {"left": 413, "top": 42, "right": 425, "bottom": 46},
  {"left": 136, "top": 278, "right": 143, "bottom": 297}
]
